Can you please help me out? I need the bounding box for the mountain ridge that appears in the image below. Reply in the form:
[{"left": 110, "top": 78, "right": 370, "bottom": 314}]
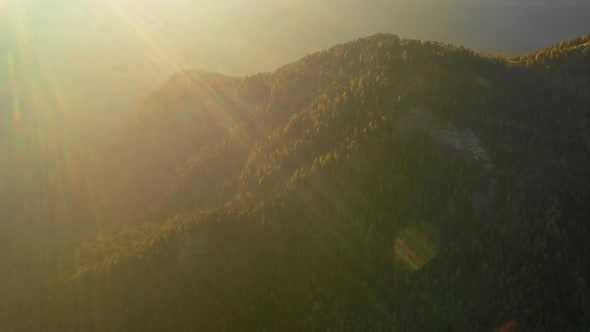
[{"left": 2, "top": 33, "right": 590, "bottom": 331}]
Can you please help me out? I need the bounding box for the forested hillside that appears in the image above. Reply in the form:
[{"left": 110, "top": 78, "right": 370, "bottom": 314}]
[
  {"left": 514, "top": 34, "right": 590, "bottom": 101},
  {"left": 2, "top": 34, "right": 590, "bottom": 331}
]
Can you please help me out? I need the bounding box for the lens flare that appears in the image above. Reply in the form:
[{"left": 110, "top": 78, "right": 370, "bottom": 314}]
[{"left": 393, "top": 227, "right": 437, "bottom": 270}]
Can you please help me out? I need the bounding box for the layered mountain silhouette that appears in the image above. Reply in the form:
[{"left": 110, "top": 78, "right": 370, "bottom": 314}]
[{"left": 1, "top": 33, "right": 590, "bottom": 331}]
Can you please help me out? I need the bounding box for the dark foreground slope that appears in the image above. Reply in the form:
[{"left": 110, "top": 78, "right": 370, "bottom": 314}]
[{"left": 3, "top": 34, "right": 590, "bottom": 331}]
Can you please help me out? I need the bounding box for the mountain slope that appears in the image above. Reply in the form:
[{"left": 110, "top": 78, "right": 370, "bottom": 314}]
[
  {"left": 3, "top": 34, "right": 590, "bottom": 331},
  {"left": 515, "top": 34, "right": 590, "bottom": 101}
]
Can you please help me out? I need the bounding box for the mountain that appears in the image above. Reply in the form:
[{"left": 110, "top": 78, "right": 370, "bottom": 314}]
[
  {"left": 514, "top": 34, "right": 590, "bottom": 101},
  {"left": 2, "top": 0, "right": 589, "bottom": 145},
  {"left": 2, "top": 34, "right": 590, "bottom": 331}
]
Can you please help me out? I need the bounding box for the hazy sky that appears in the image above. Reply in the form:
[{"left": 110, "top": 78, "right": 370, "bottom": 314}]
[
  {"left": 1, "top": 0, "right": 589, "bottom": 130},
  {"left": 10, "top": 0, "right": 590, "bottom": 73}
]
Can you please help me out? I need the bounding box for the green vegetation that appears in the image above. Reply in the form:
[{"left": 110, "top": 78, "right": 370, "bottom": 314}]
[{"left": 2, "top": 34, "right": 590, "bottom": 331}]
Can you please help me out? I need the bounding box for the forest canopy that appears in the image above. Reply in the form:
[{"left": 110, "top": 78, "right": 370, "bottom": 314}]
[{"left": 1, "top": 33, "right": 590, "bottom": 331}]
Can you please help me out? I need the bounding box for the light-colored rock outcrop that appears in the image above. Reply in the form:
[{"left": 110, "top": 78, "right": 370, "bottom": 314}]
[
  {"left": 397, "top": 107, "right": 492, "bottom": 168},
  {"left": 397, "top": 107, "right": 496, "bottom": 215}
]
